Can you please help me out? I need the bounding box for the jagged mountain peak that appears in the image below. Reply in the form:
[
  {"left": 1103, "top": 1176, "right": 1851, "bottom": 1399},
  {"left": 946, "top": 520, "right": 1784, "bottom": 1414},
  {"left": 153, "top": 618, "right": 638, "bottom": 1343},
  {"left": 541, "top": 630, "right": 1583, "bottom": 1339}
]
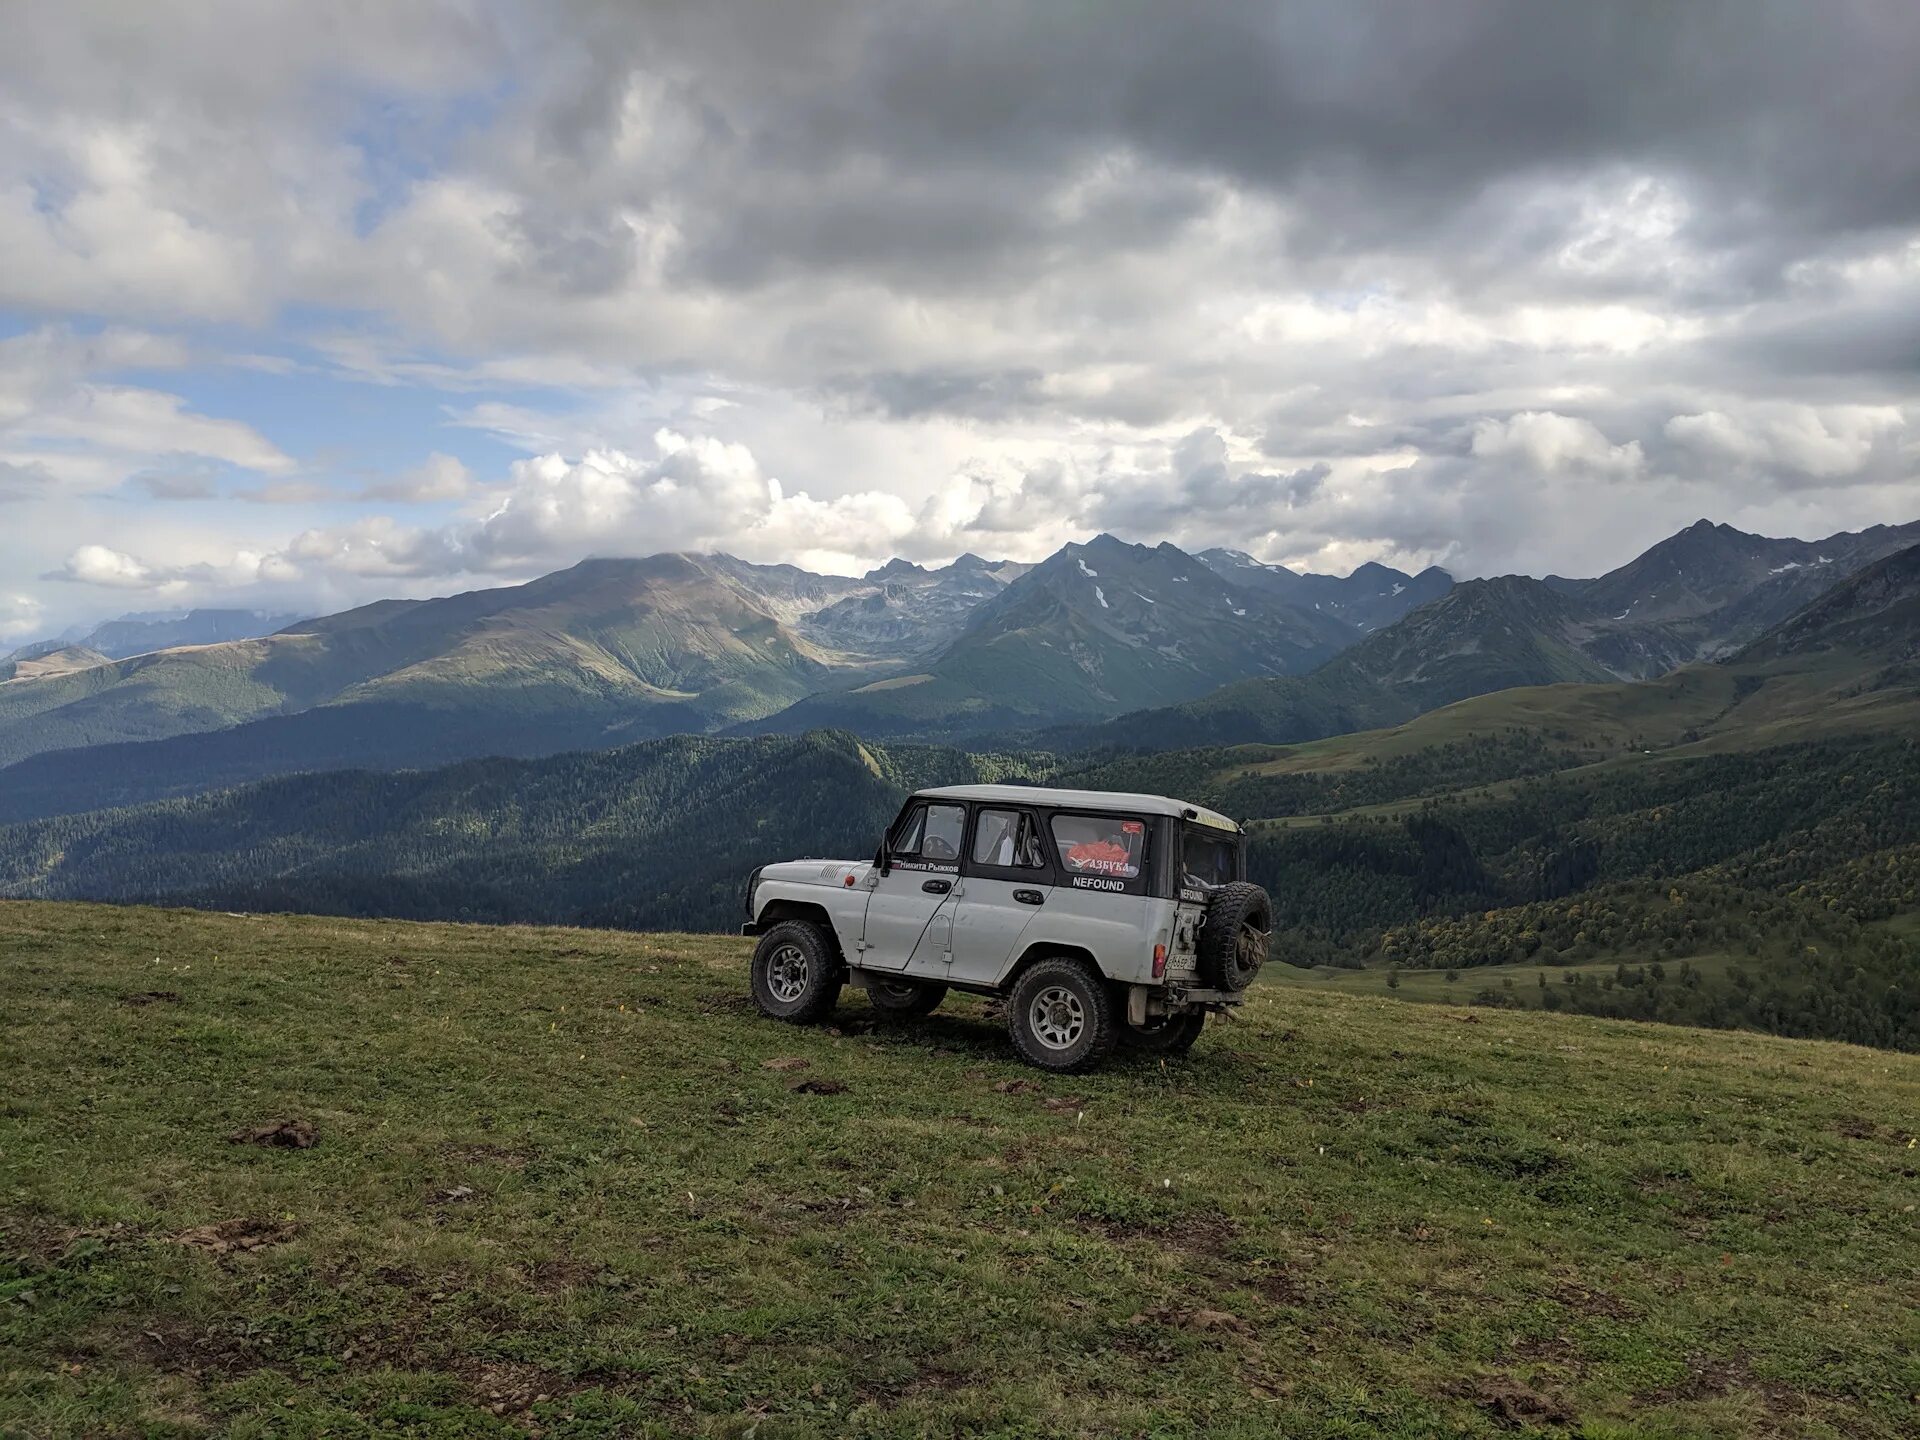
[{"left": 1742, "top": 541, "right": 1920, "bottom": 663}]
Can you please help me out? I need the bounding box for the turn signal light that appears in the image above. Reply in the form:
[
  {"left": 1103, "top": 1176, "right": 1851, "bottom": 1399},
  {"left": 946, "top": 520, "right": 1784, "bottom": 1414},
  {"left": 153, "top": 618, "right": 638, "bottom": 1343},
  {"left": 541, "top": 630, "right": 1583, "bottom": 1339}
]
[
  {"left": 1152, "top": 943, "right": 1168, "bottom": 978},
  {"left": 843, "top": 873, "right": 857, "bottom": 886}
]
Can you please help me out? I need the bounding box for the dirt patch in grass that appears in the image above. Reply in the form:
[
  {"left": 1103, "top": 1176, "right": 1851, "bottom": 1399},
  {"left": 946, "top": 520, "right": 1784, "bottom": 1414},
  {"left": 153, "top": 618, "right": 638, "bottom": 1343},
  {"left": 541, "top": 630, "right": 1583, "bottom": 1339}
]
[
  {"left": 521, "top": 1256, "right": 603, "bottom": 1292},
  {"left": 1550, "top": 1281, "right": 1636, "bottom": 1321},
  {"left": 226, "top": 1117, "right": 316, "bottom": 1148},
  {"left": 853, "top": 1356, "right": 975, "bottom": 1407},
  {"left": 1634, "top": 1354, "right": 1808, "bottom": 1416},
  {"left": 443, "top": 1141, "right": 530, "bottom": 1169},
  {"left": 132, "top": 1318, "right": 276, "bottom": 1382},
  {"left": 456, "top": 1358, "right": 589, "bottom": 1422},
  {"left": 1454, "top": 1375, "right": 1575, "bottom": 1429},
  {"left": 790, "top": 1077, "right": 848, "bottom": 1095},
  {"left": 123, "top": 990, "right": 180, "bottom": 1006},
  {"left": 171, "top": 1218, "right": 298, "bottom": 1255},
  {"left": 1126, "top": 1305, "right": 1251, "bottom": 1339},
  {"left": 1833, "top": 1114, "right": 1908, "bottom": 1145}
]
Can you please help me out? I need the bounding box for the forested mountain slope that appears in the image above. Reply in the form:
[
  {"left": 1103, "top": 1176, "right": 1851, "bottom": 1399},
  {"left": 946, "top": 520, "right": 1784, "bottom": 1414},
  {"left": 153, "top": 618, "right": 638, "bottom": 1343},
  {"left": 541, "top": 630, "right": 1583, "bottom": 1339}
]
[{"left": 0, "top": 731, "right": 1045, "bottom": 931}]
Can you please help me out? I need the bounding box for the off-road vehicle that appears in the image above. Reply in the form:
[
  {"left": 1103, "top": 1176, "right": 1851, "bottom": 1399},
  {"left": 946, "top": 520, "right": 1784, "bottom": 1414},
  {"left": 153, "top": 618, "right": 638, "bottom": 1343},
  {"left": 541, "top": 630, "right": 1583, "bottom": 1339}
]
[{"left": 742, "top": 784, "right": 1272, "bottom": 1072}]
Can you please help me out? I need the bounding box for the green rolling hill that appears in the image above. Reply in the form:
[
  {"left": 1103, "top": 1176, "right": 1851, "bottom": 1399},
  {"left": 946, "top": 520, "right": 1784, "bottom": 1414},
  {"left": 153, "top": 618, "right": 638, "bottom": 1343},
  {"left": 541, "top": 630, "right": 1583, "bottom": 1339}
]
[
  {"left": 0, "top": 554, "right": 861, "bottom": 771},
  {"left": 6, "top": 900, "right": 1915, "bottom": 1436}
]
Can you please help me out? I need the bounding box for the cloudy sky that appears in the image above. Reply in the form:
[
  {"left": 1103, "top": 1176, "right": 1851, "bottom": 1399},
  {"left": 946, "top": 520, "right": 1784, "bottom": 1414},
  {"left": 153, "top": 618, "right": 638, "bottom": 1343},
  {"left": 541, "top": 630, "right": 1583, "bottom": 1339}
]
[{"left": 4, "top": 1, "right": 1919, "bottom": 641}]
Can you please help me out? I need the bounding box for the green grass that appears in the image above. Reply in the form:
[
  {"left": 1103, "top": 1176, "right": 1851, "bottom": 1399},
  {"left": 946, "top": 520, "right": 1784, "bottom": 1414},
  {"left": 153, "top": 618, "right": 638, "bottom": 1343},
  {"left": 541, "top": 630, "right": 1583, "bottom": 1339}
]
[
  {"left": 4, "top": 901, "right": 1918, "bottom": 1438},
  {"left": 1264, "top": 954, "right": 1746, "bottom": 1005}
]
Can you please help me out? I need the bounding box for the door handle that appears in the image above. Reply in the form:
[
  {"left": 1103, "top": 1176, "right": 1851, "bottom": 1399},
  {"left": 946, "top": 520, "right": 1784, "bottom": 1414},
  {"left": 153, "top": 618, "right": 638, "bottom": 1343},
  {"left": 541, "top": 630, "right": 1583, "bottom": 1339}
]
[
  {"left": 1013, "top": 889, "right": 1045, "bottom": 905},
  {"left": 922, "top": 879, "right": 952, "bottom": 894}
]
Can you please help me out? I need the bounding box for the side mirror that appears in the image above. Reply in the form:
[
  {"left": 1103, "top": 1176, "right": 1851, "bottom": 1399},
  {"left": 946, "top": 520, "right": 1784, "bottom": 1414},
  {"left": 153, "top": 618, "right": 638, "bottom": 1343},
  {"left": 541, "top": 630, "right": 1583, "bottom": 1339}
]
[{"left": 874, "top": 842, "right": 890, "bottom": 876}]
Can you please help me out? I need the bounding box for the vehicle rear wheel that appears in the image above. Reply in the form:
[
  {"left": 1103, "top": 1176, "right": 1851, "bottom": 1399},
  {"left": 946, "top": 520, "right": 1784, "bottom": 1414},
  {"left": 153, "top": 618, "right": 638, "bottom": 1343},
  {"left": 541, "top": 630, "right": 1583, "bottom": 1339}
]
[
  {"left": 1006, "top": 957, "right": 1118, "bottom": 1073},
  {"left": 750, "top": 921, "right": 843, "bottom": 1024},
  {"left": 865, "top": 976, "right": 948, "bottom": 1018},
  {"left": 1196, "top": 882, "right": 1272, "bottom": 992},
  {"left": 1118, "top": 1010, "right": 1205, "bottom": 1056}
]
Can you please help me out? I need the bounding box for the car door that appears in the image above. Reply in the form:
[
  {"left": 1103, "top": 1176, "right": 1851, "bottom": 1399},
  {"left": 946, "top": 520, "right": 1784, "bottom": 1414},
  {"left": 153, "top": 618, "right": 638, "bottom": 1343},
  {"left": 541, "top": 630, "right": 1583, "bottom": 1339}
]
[
  {"left": 946, "top": 805, "right": 1053, "bottom": 987},
  {"left": 860, "top": 800, "right": 967, "bottom": 973}
]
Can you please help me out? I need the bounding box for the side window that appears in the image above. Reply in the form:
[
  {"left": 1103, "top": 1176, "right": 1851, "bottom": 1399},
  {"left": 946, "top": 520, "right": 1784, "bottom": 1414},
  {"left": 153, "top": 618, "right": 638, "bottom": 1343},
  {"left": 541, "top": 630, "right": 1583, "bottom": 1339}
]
[
  {"left": 891, "top": 806, "right": 926, "bottom": 855},
  {"left": 920, "top": 804, "right": 966, "bottom": 862},
  {"left": 890, "top": 803, "right": 966, "bottom": 871},
  {"left": 972, "top": 809, "right": 1046, "bottom": 869},
  {"left": 1050, "top": 813, "right": 1150, "bottom": 894}
]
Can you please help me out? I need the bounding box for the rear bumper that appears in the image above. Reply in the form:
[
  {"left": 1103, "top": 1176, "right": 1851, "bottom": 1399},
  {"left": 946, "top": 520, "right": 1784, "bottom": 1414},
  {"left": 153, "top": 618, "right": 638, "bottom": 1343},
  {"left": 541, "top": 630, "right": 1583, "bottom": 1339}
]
[
  {"left": 1166, "top": 984, "right": 1247, "bottom": 1007},
  {"left": 1128, "top": 981, "right": 1245, "bottom": 1025}
]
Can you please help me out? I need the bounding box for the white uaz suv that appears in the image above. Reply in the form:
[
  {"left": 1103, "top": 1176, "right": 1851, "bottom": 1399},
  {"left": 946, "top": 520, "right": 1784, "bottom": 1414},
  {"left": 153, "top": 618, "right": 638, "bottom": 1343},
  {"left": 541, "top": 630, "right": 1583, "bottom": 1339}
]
[{"left": 742, "top": 783, "right": 1272, "bottom": 1072}]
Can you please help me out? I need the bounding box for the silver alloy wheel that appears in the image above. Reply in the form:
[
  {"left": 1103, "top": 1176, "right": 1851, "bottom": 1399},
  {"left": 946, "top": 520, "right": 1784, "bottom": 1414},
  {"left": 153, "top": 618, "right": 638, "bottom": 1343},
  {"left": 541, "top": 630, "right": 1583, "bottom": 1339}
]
[
  {"left": 767, "top": 943, "right": 809, "bottom": 1003},
  {"left": 1029, "top": 984, "right": 1086, "bottom": 1050}
]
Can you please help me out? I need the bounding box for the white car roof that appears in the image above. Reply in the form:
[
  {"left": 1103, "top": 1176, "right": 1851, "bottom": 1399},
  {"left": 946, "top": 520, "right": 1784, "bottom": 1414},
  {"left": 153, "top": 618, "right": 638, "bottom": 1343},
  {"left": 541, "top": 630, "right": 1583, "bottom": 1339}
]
[{"left": 913, "top": 783, "right": 1241, "bottom": 833}]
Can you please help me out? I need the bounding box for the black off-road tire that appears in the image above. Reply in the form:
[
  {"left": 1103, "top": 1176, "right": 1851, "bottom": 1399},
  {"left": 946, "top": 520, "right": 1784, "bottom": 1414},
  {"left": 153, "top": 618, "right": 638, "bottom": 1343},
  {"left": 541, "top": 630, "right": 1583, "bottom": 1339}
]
[
  {"left": 1006, "top": 957, "right": 1119, "bottom": 1073},
  {"left": 865, "top": 976, "right": 948, "bottom": 1018},
  {"left": 1196, "top": 882, "right": 1272, "bottom": 992},
  {"left": 750, "top": 921, "right": 844, "bottom": 1024},
  {"left": 1118, "top": 1010, "right": 1206, "bottom": 1056}
]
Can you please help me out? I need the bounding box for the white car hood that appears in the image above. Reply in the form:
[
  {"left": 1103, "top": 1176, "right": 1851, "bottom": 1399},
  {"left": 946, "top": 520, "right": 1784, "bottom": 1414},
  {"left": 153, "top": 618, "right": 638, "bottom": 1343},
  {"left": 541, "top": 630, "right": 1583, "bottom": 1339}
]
[{"left": 758, "top": 859, "right": 873, "bottom": 889}]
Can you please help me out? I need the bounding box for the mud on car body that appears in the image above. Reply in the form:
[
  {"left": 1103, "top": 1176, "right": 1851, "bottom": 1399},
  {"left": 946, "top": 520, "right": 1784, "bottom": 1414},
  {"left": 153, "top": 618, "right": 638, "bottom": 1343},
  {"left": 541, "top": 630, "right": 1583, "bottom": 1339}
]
[{"left": 742, "top": 784, "right": 1273, "bottom": 1072}]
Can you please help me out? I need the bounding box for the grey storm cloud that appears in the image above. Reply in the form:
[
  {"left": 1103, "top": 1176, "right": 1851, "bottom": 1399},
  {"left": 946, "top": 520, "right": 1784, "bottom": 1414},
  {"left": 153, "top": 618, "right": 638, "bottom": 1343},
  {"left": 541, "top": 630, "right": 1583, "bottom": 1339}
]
[
  {"left": 4, "top": 0, "right": 1919, "bottom": 628},
  {"left": 511, "top": 1, "right": 1920, "bottom": 297}
]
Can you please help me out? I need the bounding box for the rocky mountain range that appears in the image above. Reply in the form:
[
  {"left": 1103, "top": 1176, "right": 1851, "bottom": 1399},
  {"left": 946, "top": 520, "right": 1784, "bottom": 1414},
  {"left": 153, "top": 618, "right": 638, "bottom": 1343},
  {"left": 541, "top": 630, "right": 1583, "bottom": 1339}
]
[
  {"left": 0, "top": 516, "right": 1913, "bottom": 823},
  {"left": 0, "top": 607, "right": 304, "bottom": 679}
]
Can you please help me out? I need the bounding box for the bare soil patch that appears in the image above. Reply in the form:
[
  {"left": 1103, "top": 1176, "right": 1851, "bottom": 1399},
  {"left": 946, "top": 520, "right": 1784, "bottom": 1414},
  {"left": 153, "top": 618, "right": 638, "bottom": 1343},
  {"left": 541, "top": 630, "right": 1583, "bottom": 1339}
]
[
  {"left": 171, "top": 1218, "right": 298, "bottom": 1255},
  {"left": 226, "top": 1118, "right": 316, "bottom": 1148}
]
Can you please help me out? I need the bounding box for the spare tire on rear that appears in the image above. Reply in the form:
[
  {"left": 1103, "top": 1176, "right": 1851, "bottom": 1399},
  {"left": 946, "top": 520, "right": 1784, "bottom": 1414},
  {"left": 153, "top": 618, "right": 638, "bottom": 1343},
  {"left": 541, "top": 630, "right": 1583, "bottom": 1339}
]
[{"left": 1196, "top": 881, "right": 1272, "bottom": 992}]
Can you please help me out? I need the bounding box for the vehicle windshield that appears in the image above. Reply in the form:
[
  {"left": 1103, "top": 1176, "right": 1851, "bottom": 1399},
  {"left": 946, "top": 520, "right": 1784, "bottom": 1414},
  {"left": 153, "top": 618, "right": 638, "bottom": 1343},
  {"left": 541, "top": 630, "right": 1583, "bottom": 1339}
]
[{"left": 1180, "top": 825, "right": 1239, "bottom": 889}]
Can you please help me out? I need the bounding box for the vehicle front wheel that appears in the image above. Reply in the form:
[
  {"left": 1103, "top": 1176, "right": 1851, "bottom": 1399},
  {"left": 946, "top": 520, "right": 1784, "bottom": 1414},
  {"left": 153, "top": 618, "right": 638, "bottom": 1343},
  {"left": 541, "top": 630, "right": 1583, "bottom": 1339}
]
[
  {"left": 750, "top": 921, "right": 844, "bottom": 1024},
  {"left": 1118, "top": 1010, "right": 1205, "bottom": 1057},
  {"left": 865, "top": 976, "right": 948, "bottom": 1018},
  {"left": 1006, "top": 957, "right": 1118, "bottom": 1073}
]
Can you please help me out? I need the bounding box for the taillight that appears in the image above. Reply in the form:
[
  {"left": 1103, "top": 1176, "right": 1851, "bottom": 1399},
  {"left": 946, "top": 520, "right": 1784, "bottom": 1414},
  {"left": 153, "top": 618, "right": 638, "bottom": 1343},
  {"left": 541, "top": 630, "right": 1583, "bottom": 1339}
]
[{"left": 1152, "top": 943, "right": 1168, "bottom": 978}]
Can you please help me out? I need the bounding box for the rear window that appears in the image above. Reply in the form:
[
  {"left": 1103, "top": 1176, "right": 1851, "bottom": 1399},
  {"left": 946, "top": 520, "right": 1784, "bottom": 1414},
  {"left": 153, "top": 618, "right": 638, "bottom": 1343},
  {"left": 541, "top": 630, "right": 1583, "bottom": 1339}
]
[
  {"left": 1180, "top": 826, "right": 1239, "bottom": 892},
  {"left": 973, "top": 808, "right": 1048, "bottom": 869},
  {"left": 1051, "top": 813, "right": 1149, "bottom": 894}
]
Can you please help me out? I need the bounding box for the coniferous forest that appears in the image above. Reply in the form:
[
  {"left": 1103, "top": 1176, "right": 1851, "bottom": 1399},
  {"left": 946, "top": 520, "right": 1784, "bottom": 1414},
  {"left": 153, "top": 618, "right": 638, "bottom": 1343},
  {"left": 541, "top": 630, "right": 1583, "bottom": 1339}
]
[{"left": 1, "top": 725, "right": 1916, "bottom": 1050}]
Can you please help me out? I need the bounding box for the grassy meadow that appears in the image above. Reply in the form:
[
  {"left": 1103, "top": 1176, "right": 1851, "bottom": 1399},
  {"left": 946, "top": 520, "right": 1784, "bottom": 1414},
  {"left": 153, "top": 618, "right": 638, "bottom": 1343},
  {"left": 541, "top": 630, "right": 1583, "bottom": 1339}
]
[{"left": 3, "top": 900, "right": 1918, "bottom": 1438}]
